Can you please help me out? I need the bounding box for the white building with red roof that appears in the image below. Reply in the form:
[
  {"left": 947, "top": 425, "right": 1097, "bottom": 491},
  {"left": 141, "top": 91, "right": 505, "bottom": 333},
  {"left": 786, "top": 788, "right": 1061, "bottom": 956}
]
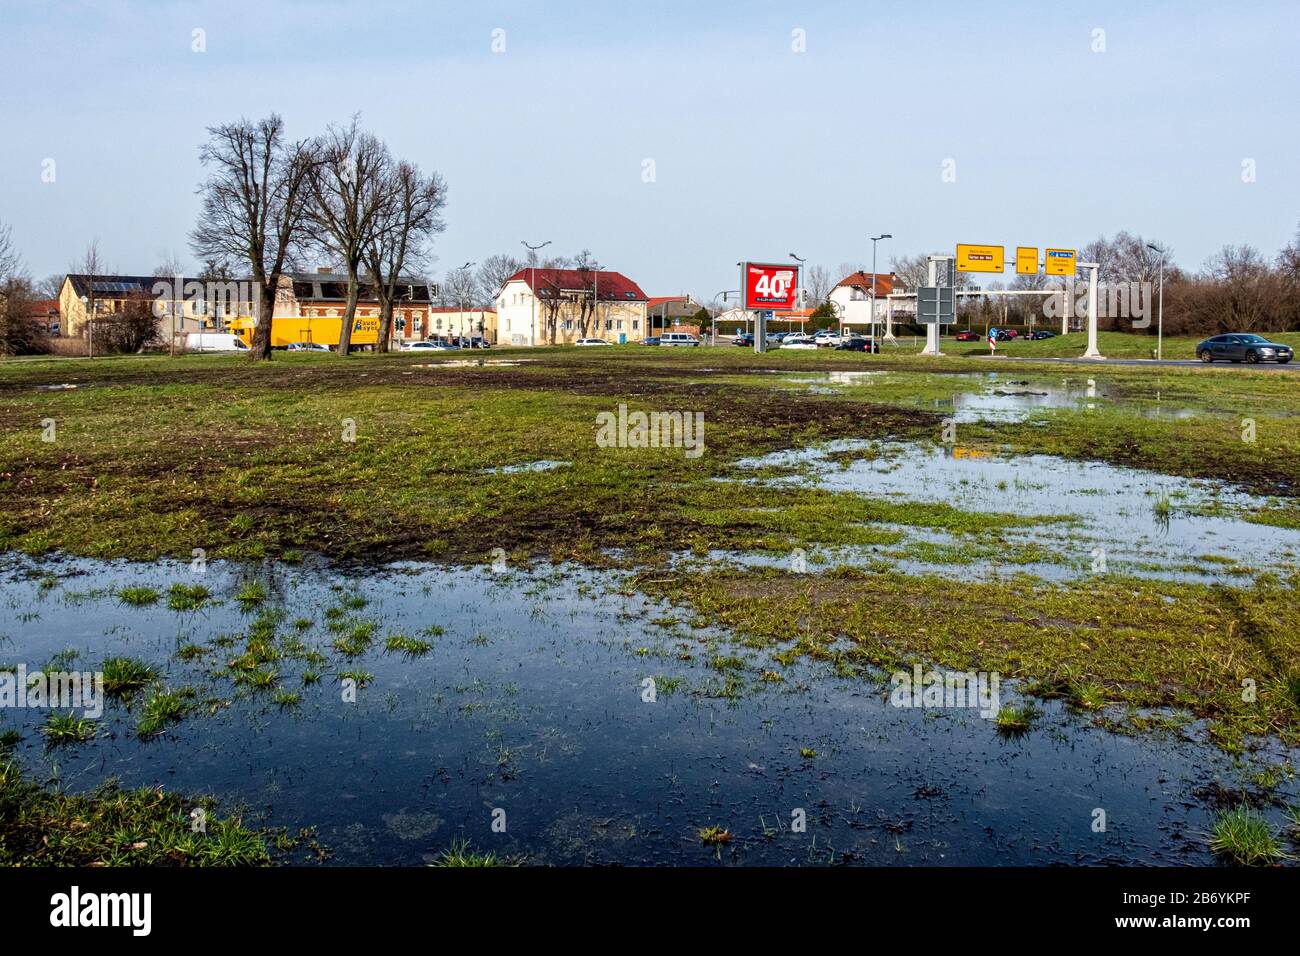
[{"left": 494, "top": 267, "right": 648, "bottom": 346}]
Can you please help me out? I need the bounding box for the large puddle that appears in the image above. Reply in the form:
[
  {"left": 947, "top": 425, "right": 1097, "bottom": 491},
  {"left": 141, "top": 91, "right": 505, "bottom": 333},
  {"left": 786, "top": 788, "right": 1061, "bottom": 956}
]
[
  {"left": 1, "top": 555, "right": 1294, "bottom": 865},
  {"left": 779, "top": 371, "right": 1206, "bottom": 423},
  {"left": 734, "top": 441, "right": 1300, "bottom": 582}
]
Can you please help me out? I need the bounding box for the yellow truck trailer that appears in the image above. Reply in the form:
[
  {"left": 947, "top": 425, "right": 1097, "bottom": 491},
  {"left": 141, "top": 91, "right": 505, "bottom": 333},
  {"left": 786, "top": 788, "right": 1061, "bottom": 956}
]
[{"left": 228, "top": 315, "right": 381, "bottom": 349}]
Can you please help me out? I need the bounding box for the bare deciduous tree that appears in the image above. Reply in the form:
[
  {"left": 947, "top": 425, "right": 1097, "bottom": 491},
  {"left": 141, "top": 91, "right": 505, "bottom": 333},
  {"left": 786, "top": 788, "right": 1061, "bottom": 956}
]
[
  {"left": 0, "top": 220, "right": 19, "bottom": 280},
  {"left": 72, "top": 240, "right": 104, "bottom": 354},
  {"left": 806, "top": 265, "right": 832, "bottom": 305},
  {"left": 476, "top": 253, "right": 522, "bottom": 305},
  {"left": 308, "top": 118, "right": 393, "bottom": 355},
  {"left": 190, "top": 114, "right": 317, "bottom": 360},
  {"left": 366, "top": 161, "right": 447, "bottom": 352}
]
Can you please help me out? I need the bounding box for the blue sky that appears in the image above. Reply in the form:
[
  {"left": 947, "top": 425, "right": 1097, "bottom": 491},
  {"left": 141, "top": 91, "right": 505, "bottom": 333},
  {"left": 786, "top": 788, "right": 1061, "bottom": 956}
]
[{"left": 1, "top": 0, "right": 1296, "bottom": 299}]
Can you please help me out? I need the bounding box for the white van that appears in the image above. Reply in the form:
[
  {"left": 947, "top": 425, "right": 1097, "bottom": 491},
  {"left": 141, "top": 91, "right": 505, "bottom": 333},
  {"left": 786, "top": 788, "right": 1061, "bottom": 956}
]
[
  {"left": 660, "top": 332, "right": 700, "bottom": 347},
  {"left": 185, "top": 332, "right": 249, "bottom": 353}
]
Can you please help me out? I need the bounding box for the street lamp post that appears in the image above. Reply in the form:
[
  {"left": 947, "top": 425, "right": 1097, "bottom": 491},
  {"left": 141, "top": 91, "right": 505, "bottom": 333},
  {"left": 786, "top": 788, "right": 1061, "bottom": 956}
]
[
  {"left": 458, "top": 261, "right": 475, "bottom": 347},
  {"left": 521, "top": 240, "right": 551, "bottom": 347},
  {"left": 1146, "top": 243, "right": 1165, "bottom": 361},
  {"left": 870, "top": 233, "right": 892, "bottom": 350},
  {"left": 790, "top": 252, "right": 807, "bottom": 335},
  {"left": 712, "top": 290, "right": 738, "bottom": 346}
]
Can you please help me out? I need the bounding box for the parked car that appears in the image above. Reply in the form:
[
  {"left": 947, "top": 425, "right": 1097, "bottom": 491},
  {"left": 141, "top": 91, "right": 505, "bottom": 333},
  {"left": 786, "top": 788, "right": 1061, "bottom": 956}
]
[
  {"left": 640, "top": 336, "right": 662, "bottom": 346},
  {"left": 575, "top": 338, "right": 610, "bottom": 347},
  {"left": 185, "top": 332, "right": 249, "bottom": 353},
  {"left": 732, "top": 333, "right": 755, "bottom": 347},
  {"left": 770, "top": 332, "right": 790, "bottom": 342},
  {"left": 1029, "top": 330, "right": 1057, "bottom": 340},
  {"left": 836, "top": 336, "right": 879, "bottom": 353},
  {"left": 782, "top": 335, "right": 818, "bottom": 350},
  {"left": 660, "top": 332, "right": 701, "bottom": 347},
  {"left": 1197, "top": 333, "right": 1294, "bottom": 364},
  {"left": 954, "top": 330, "right": 980, "bottom": 342},
  {"left": 286, "top": 341, "right": 330, "bottom": 352},
  {"left": 994, "top": 329, "right": 1014, "bottom": 341},
  {"left": 814, "top": 330, "right": 844, "bottom": 347},
  {"left": 401, "top": 340, "right": 444, "bottom": 351}
]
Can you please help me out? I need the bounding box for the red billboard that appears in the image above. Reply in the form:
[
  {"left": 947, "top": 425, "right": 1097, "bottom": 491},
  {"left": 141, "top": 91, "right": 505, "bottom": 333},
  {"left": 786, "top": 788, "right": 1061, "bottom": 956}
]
[{"left": 742, "top": 262, "right": 799, "bottom": 310}]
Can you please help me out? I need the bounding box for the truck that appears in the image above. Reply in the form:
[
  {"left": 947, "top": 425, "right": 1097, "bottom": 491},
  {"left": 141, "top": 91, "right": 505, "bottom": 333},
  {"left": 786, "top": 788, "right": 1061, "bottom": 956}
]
[{"left": 227, "top": 315, "right": 381, "bottom": 350}]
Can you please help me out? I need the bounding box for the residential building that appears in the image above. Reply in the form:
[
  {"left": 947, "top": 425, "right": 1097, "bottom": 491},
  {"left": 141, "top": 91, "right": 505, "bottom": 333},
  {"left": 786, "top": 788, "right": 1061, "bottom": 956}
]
[
  {"left": 425, "top": 306, "right": 497, "bottom": 343},
  {"left": 494, "top": 267, "right": 648, "bottom": 346},
  {"left": 829, "top": 271, "right": 909, "bottom": 326},
  {"left": 58, "top": 269, "right": 440, "bottom": 349},
  {"left": 58, "top": 274, "right": 241, "bottom": 341}
]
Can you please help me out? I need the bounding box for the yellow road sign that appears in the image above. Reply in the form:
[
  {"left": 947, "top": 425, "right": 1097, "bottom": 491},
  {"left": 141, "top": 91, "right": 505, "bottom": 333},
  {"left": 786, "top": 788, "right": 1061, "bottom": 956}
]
[
  {"left": 956, "top": 244, "right": 1005, "bottom": 273},
  {"left": 1045, "top": 248, "right": 1076, "bottom": 276},
  {"left": 1015, "top": 247, "right": 1039, "bottom": 274}
]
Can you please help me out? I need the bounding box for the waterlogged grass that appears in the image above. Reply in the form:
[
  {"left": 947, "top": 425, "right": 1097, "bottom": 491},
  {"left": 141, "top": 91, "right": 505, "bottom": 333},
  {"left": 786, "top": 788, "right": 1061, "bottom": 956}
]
[
  {"left": 0, "top": 760, "right": 272, "bottom": 866},
  {"left": 428, "top": 836, "right": 514, "bottom": 867},
  {"left": 116, "top": 586, "right": 159, "bottom": 607},
  {"left": 3, "top": 348, "right": 1300, "bottom": 562},
  {"left": 1209, "top": 807, "right": 1286, "bottom": 865},
  {"left": 41, "top": 711, "right": 96, "bottom": 745},
  {"left": 137, "top": 688, "right": 194, "bottom": 738},
  {"left": 101, "top": 657, "right": 159, "bottom": 697},
  {"left": 646, "top": 566, "right": 1300, "bottom": 751},
  {"left": 168, "top": 583, "right": 212, "bottom": 612},
  {"left": 384, "top": 634, "right": 432, "bottom": 657},
  {"left": 995, "top": 705, "right": 1036, "bottom": 737},
  {"left": 234, "top": 580, "right": 268, "bottom": 607}
]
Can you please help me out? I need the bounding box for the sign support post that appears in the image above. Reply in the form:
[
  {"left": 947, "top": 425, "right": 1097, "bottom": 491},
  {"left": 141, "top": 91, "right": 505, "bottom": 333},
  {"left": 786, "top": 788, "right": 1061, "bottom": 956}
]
[
  {"left": 1080, "top": 261, "right": 1104, "bottom": 359},
  {"left": 921, "top": 255, "right": 953, "bottom": 356}
]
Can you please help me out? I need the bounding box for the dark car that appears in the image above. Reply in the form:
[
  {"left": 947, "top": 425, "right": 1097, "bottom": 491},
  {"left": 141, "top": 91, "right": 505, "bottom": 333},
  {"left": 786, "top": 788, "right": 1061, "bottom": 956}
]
[
  {"left": 640, "top": 336, "right": 661, "bottom": 346},
  {"left": 1030, "top": 330, "right": 1057, "bottom": 340},
  {"left": 994, "top": 329, "right": 1014, "bottom": 341},
  {"left": 1197, "top": 333, "right": 1293, "bottom": 364},
  {"left": 954, "top": 330, "right": 980, "bottom": 342},
  {"left": 733, "top": 333, "right": 755, "bottom": 347},
  {"left": 836, "top": 336, "right": 879, "bottom": 353}
]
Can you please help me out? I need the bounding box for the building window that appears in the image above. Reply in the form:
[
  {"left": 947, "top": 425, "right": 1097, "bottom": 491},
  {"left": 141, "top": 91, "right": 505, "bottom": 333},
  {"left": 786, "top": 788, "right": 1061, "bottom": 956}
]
[{"left": 632, "top": 320, "right": 639, "bottom": 330}]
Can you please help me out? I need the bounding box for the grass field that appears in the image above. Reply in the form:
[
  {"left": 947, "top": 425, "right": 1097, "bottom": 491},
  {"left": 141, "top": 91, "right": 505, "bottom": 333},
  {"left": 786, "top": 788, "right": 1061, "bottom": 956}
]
[{"left": 2, "top": 341, "right": 1299, "bottom": 757}]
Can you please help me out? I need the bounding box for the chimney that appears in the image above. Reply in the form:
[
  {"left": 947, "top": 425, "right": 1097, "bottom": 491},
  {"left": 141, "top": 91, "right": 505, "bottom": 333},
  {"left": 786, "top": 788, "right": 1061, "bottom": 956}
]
[{"left": 317, "top": 266, "right": 331, "bottom": 274}]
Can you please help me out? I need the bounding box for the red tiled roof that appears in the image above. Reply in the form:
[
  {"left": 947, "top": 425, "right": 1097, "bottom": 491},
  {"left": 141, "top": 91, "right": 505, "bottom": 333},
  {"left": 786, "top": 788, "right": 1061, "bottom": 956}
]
[
  {"left": 28, "top": 299, "right": 59, "bottom": 316},
  {"left": 506, "top": 268, "right": 647, "bottom": 302},
  {"left": 835, "top": 272, "right": 898, "bottom": 295},
  {"left": 646, "top": 295, "right": 690, "bottom": 310},
  {"left": 428, "top": 306, "right": 496, "bottom": 313}
]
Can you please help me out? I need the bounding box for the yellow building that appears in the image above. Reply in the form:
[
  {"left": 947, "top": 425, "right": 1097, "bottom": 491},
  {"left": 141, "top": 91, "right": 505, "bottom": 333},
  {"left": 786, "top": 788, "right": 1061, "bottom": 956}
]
[{"left": 58, "top": 274, "right": 252, "bottom": 343}]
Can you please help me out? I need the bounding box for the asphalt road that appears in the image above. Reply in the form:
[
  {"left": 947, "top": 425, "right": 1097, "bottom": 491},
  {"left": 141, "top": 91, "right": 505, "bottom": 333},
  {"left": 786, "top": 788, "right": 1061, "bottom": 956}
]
[{"left": 969, "top": 354, "right": 1300, "bottom": 371}]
